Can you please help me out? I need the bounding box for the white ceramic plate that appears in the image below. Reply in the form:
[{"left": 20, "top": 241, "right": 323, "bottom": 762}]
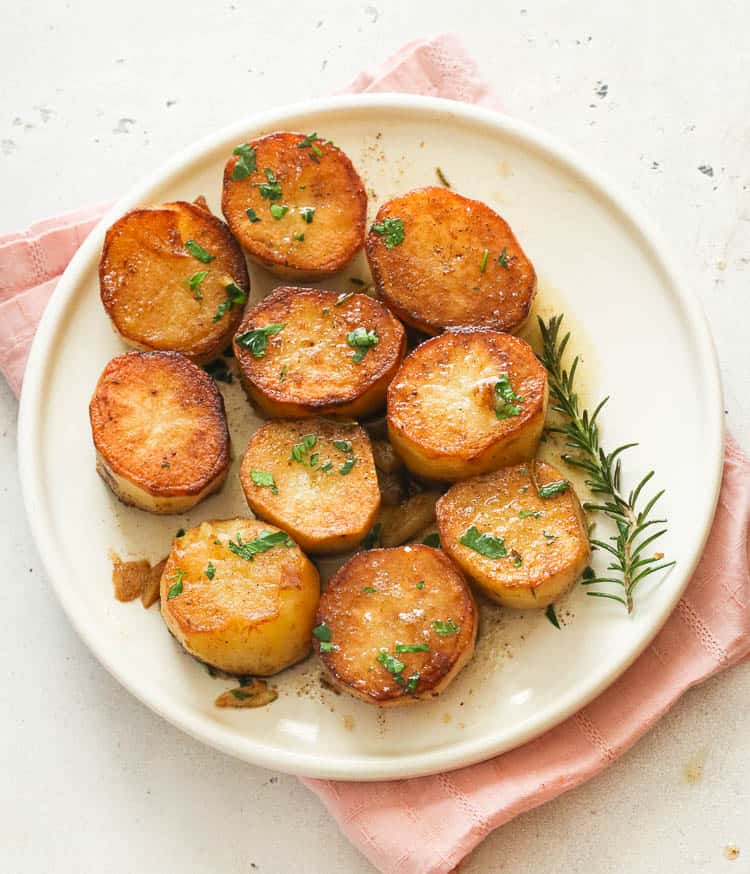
[{"left": 18, "top": 95, "right": 723, "bottom": 780}]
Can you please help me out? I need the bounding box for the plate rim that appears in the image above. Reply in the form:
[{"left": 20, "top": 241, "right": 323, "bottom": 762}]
[{"left": 17, "top": 92, "right": 724, "bottom": 780}]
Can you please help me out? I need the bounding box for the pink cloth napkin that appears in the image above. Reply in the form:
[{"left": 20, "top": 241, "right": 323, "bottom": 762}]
[{"left": 1, "top": 32, "right": 748, "bottom": 874}]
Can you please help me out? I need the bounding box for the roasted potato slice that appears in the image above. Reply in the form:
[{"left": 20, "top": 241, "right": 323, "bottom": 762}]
[
  {"left": 387, "top": 330, "right": 547, "bottom": 481},
  {"left": 436, "top": 462, "right": 590, "bottom": 608},
  {"left": 239, "top": 418, "right": 380, "bottom": 554},
  {"left": 221, "top": 131, "right": 366, "bottom": 279},
  {"left": 233, "top": 286, "right": 406, "bottom": 419},
  {"left": 160, "top": 518, "right": 320, "bottom": 675},
  {"left": 314, "top": 545, "right": 477, "bottom": 706},
  {"left": 366, "top": 186, "right": 536, "bottom": 335},
  {"left": 90, "top": 351, "right": 230, "bottom": 514},
  {"left": 99, "top": 199, "right": 250, "bottom": 363}
]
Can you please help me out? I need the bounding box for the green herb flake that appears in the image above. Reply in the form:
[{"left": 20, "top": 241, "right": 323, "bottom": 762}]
[
  {"left": 395, "top": 643, "right": 429, "bottom": 653},
  {"left": 213, "top": 281, "right": 248, "bottom": 323},
  {"left": 347, "top": 326, "right": 379, "bottom": 363},
  {"left": 319, "top": 641, "right": 338, "bottom": 653},
  {"left": 538, "top": 480, "right": 570, "bottom": 499},
  {"left": 403, "top": 673, "right": 420, "bottom": 694},
  {"left": 297, "top": 131, "right": 318, "bottom": 149},
  {"left": 431, "top": 619, "right": 460, "bottom": 637},
  {"left": 498, "top": 247, "right": 510, "bottom": 269},
  {"left": 279, "top": 365, "right": 288, "bottom": 382},
  {"left": 459, "top": 525, "right": 507, "bottom": 558},
  {"left": 251, "top": 470, "right": 279, "bottom": 494},
  {"left": 545, "top": 604, "right": 561, "bottom": 629},
  {"left": 415, "top": 580, "right": 425, "bottom": 590},
  {"left": 299, "top": 206, "right": 315, "bottom": 224},
  {"left": 543, "top": 530, "right": 557, "bottom": 542},
  {"left": 436, "top": 167, "right": 451, "bottom": 188},
  {"left": 480, "top": 249, "right": 490, "bottom": 273},
  {"left": 311, "top": 142, "right": 323, "bottom": 158},
  {"left": 231, "top": 143, "right": 257, "bottom": 180},
  {"left": 236, "top": 322, "right": 286, "bottom": 358},
  {"left": 185, "top": 240, "right": 215, "bottom": 263},
  {"left": 582, "top": 566, "right": 595, "bottom": 580},
  {"left": 228, "top": 529, "right": 294, "bottom": 561},
  {"left": 312, "top": 621, "right": 332, "bottom": 642},
  {"left": 371, "top": 217, "right": 405, "bottom": 249},
  {"left": 290, "top": 433, "right": 318, "bottom": 466},
  {"left": 518, "top": 509, "right": 542, "bottom": 519},
  {"left": 377, "top": 649, "right": 406, "bottom": 676},
  {"left": 176, "top": 528, "right": 186, "bottom": 538},
  {"left": 246, "top": 207, "right": 261, "bottom": 223},
  {"left": 333, "top": 439, "right": 352, "bottom": 453},
  {"left": 231, "top": 688, "right": 254, "bottom": 700},
  {"left": 257, "top": 167, "right": 282, "bottom": 201},
  {"left": 184, "top": 269, "right": 208, "bottom": 302},
  {"left": 361, "top": 522, "right": 382, "bottom": 550},
  {"left": 335, "top": 291, "right": 354, "bottom": 307},
  {"left": 205, "top": 562, "right": 216, "bottom": 580},
  {"left": 511, "top": 551, "right": 523, "bottom": 567},
  {"left": 293, "top": 231, "right": 305, "bottom": 242},
  {"left": 270, "top": 203, "right": 289, "bottom": 220},
  {"left": 167, "top": 568, "right": 186, "bottom": 600},
  {"left": 362, "top": 586, "right": 376, "bottom": 594},
  {"left": 339, "top": 457, "right": 356, "bottom": 475},
  {"left": 494, "top": 373, "right": 523, "bottom": 419},
  {"left": 422, "top": 533, "right": 441, "bottom": 548}
]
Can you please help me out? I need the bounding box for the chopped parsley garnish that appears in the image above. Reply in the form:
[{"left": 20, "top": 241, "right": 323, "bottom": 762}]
[
  {"left": 335, "top": 291, "right": 353, "bottom": 307},
  {"left": 319, "top": 642, "right": 338, "bottom": 653},
  {"left": 436, "top": 166, "right": 452, "bottom": 188},
  {"left": 205, "top": 562, "right": 216, "bottom": 580},
  {"left": 203, "top": 358, "right": 233, "bottom": 383},
  {"left": 257, "top": 167, "right": 282, "bottom": 200},
  {"left": 184, "top": 269, "right": 208, "bottom": 302},
  {"left": 175, "top": 528, "right": 186, "bottom": 538},
  {"left": 395, "top": 643, "right": 429, "bottom": 653},
  {"left": 231, "top": 143, "right": 257, "bottom": 180},
  {"left": 167, "top": 568, "right": 185, "bottom": 599},
  {"left": 250, "top": 470, "right": 279, "bottom": 494},
  {"left": 511, "top": 551, "right": 523, "bottom": 567},
  {"left": 371, "top": 217, "right": 405, "bottom": 248},
  {"left": 347, "top": 326, "right": 379, "bottom": 363},
  {"left": 361, "top": 522, "right": 382, "bottom": 549},
  {"left": 538, "top": 480, "right": 570, "bottom": 499},
  {"left": 231, "top": 689, "right": 254, "bottom": 700},
  {"left": 213, "top": 281, "right": 248, "bottom": 322},
  {"left": 312, "top": 622, "right": 332, "bottom": 642},
  {"left": 543, "top": 530, "right": 557, "bottom": 542},
  {"left": 270, "top": 203, "right": 288, "bottom": 220},
  {"left": 415, "top": 580, "right": 425, "bottom": 590},
  {"left": 480, "top": 249, "right": 490, "bottom": 273},
  {"left": 460, "top": 525, "right": 507, "bottom": 558},
  {"left": 422, "top": 533, "right": 441, "bottom": 548},
  {"left": 311, "top": 143, "right": 323, "bottom": 158},
  {"left": 582, "top": 566, "right": 595, "bottom": 581},
  {"left": 279, "top": 365, "right": 287, "bottom": 382},
  {"left": 402, "top": 673, "right": 420, "bottom": 693},
  {"left": 290, "top": 433, "right": 317, "bottom": 464},
  {"left": 545, "top": 604, "right": 561, "bottom": 629},
  {"left": 228, "top": 529, "right": 293, "bottom": 561},
  {"left": 235, "top": 322, "right": 286, "bottom": 357},
  {"left": 377, "top": 649, "right": 405, "bottom": 676},
  {"left": 246, "top": 208, "right": 261, "bottom": 223},
  {"left": 339, "top": 457, "right": 356, "bottom": 475},
  {"left": 362, "top": 586, "right": 376, "bottom": 594},
  {"left": 300, "top": 207, "right": 315, "bottom": 224},
  {"left": 432, "top": 619, "right": 460, "bottom": 637},
  {"left": 185, "top": 240, "right": 214, "bottom": 263},
  {"left": 319, "top": 460, "right": 333, "bottom": 473},
  {"left": 518, "top": 509, "right": 542, "bottom": 519},
  {"left": 297, "top": 131, "right": 318, "bottom": 149},
  {"left": 333, "top": 439, "right": 352, "bottom": 453},
  {"left": 498, "top": 247, "right": 510, "bottom": 269},
  {"left": 494, "top": 374, "right": 523, "bottom": 419},
  {"left": 293, "top": 231, "right": 305, "bottom": 242}
]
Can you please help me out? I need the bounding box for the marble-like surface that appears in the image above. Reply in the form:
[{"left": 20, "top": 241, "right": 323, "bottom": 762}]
[{"left": 1, "top": 1, "right": 748, "bottom": 871}]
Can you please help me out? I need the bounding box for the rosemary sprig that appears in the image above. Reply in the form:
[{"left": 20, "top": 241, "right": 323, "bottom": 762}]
[{"left": 536, "top": 315, "right": 675, "bottom": 613}]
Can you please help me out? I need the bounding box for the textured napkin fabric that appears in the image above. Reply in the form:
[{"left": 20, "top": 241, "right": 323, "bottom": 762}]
[{"left": 1, "top": 32, "right": 749, "bottom": 874}]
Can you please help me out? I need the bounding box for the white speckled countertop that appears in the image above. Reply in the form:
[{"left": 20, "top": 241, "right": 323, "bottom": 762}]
[{"left": 2, "top": 2, "right": 749, "bottom": 871}]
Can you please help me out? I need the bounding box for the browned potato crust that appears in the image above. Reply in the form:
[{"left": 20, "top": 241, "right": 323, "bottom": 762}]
[
  {"left": 366, "top": 186, "right": 536, "bottom": 335},
  {"left": 161, "top": 519, "right": 320, "bottom": 676},
  {"left": 436, "top": 462, "right": 590, "bottom": 608},
  {"left": 314, "top": 545, "right": 477, "bottom": 706},
  {"left": 234, "top": 286, "right": 406, "bottom": 419},
  {"left": 221, "top": 131, "right": 366, "bottom": 279},
  {"left": 387, "top": 330, "right": 547, "bottom": 481},
  {"left": 89, "top": 351, "right": 230, "bottom": 514},
  {"left": 99, "top": 199, "right": 250, "bottom": 363},
  {"left": 239, "top": 418, "right": 380, "bottom": 554}
]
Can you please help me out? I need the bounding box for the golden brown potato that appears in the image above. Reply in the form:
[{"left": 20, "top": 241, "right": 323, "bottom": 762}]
[
  {"left": 365, "top": 186, "right": 536, "bottom": 335},
  {"left": 89, "top": 351, "right": 230, "bottom": 514},
  {"left": 221, "top": 131, "right": 366, "bottom": 279},
  {"left": 239, "top": 418, "right": 380, "bottom": 554},
  {"left": 436, "top": 462, "right": 590, "bottom": 608},
  {"left": 160, "top": 518, "right": 320, "bottom": 675},
  {"left": 314, "top": 545, "right": 477, "bottom": 706},
  {"left": 387, "top": 330, "right": 547, "bottom": 481},
  {"left": 99, "top": 199, "right": 250, "bottom": 363},
  {"left": 233, "top": 286, "right": 406, "bottom": 419}
]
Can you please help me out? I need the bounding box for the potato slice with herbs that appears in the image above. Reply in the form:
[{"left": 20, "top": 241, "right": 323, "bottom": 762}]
[
  {"left": 90, "top": 351, "right": 230, "bottom": 514},
  {"left": 233, "top": 286, "right": 406, "bottom": 419},
  {"left": 239, "top": 418, "right": 380, "bottom": 554},
  {"left": 160, "top": 519, "right": 320, "bottom": 676},
  {"left": 221, "top": 131, "right": 367, "bottom": 279},
  {"left": 366, "top": 186, "right": 536, "bottom": 335},
  {"left": 436, "top": 462, "right": 590, "bottom": 608},
  {"left": 387, "top": 330, "right": 547, "bottom": 481},
  {"left": 314, "top": 545, "right": 477, "bottom": 706},
  {"left": 99, "top": 199, "right": 249, "bottom": 363}
]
